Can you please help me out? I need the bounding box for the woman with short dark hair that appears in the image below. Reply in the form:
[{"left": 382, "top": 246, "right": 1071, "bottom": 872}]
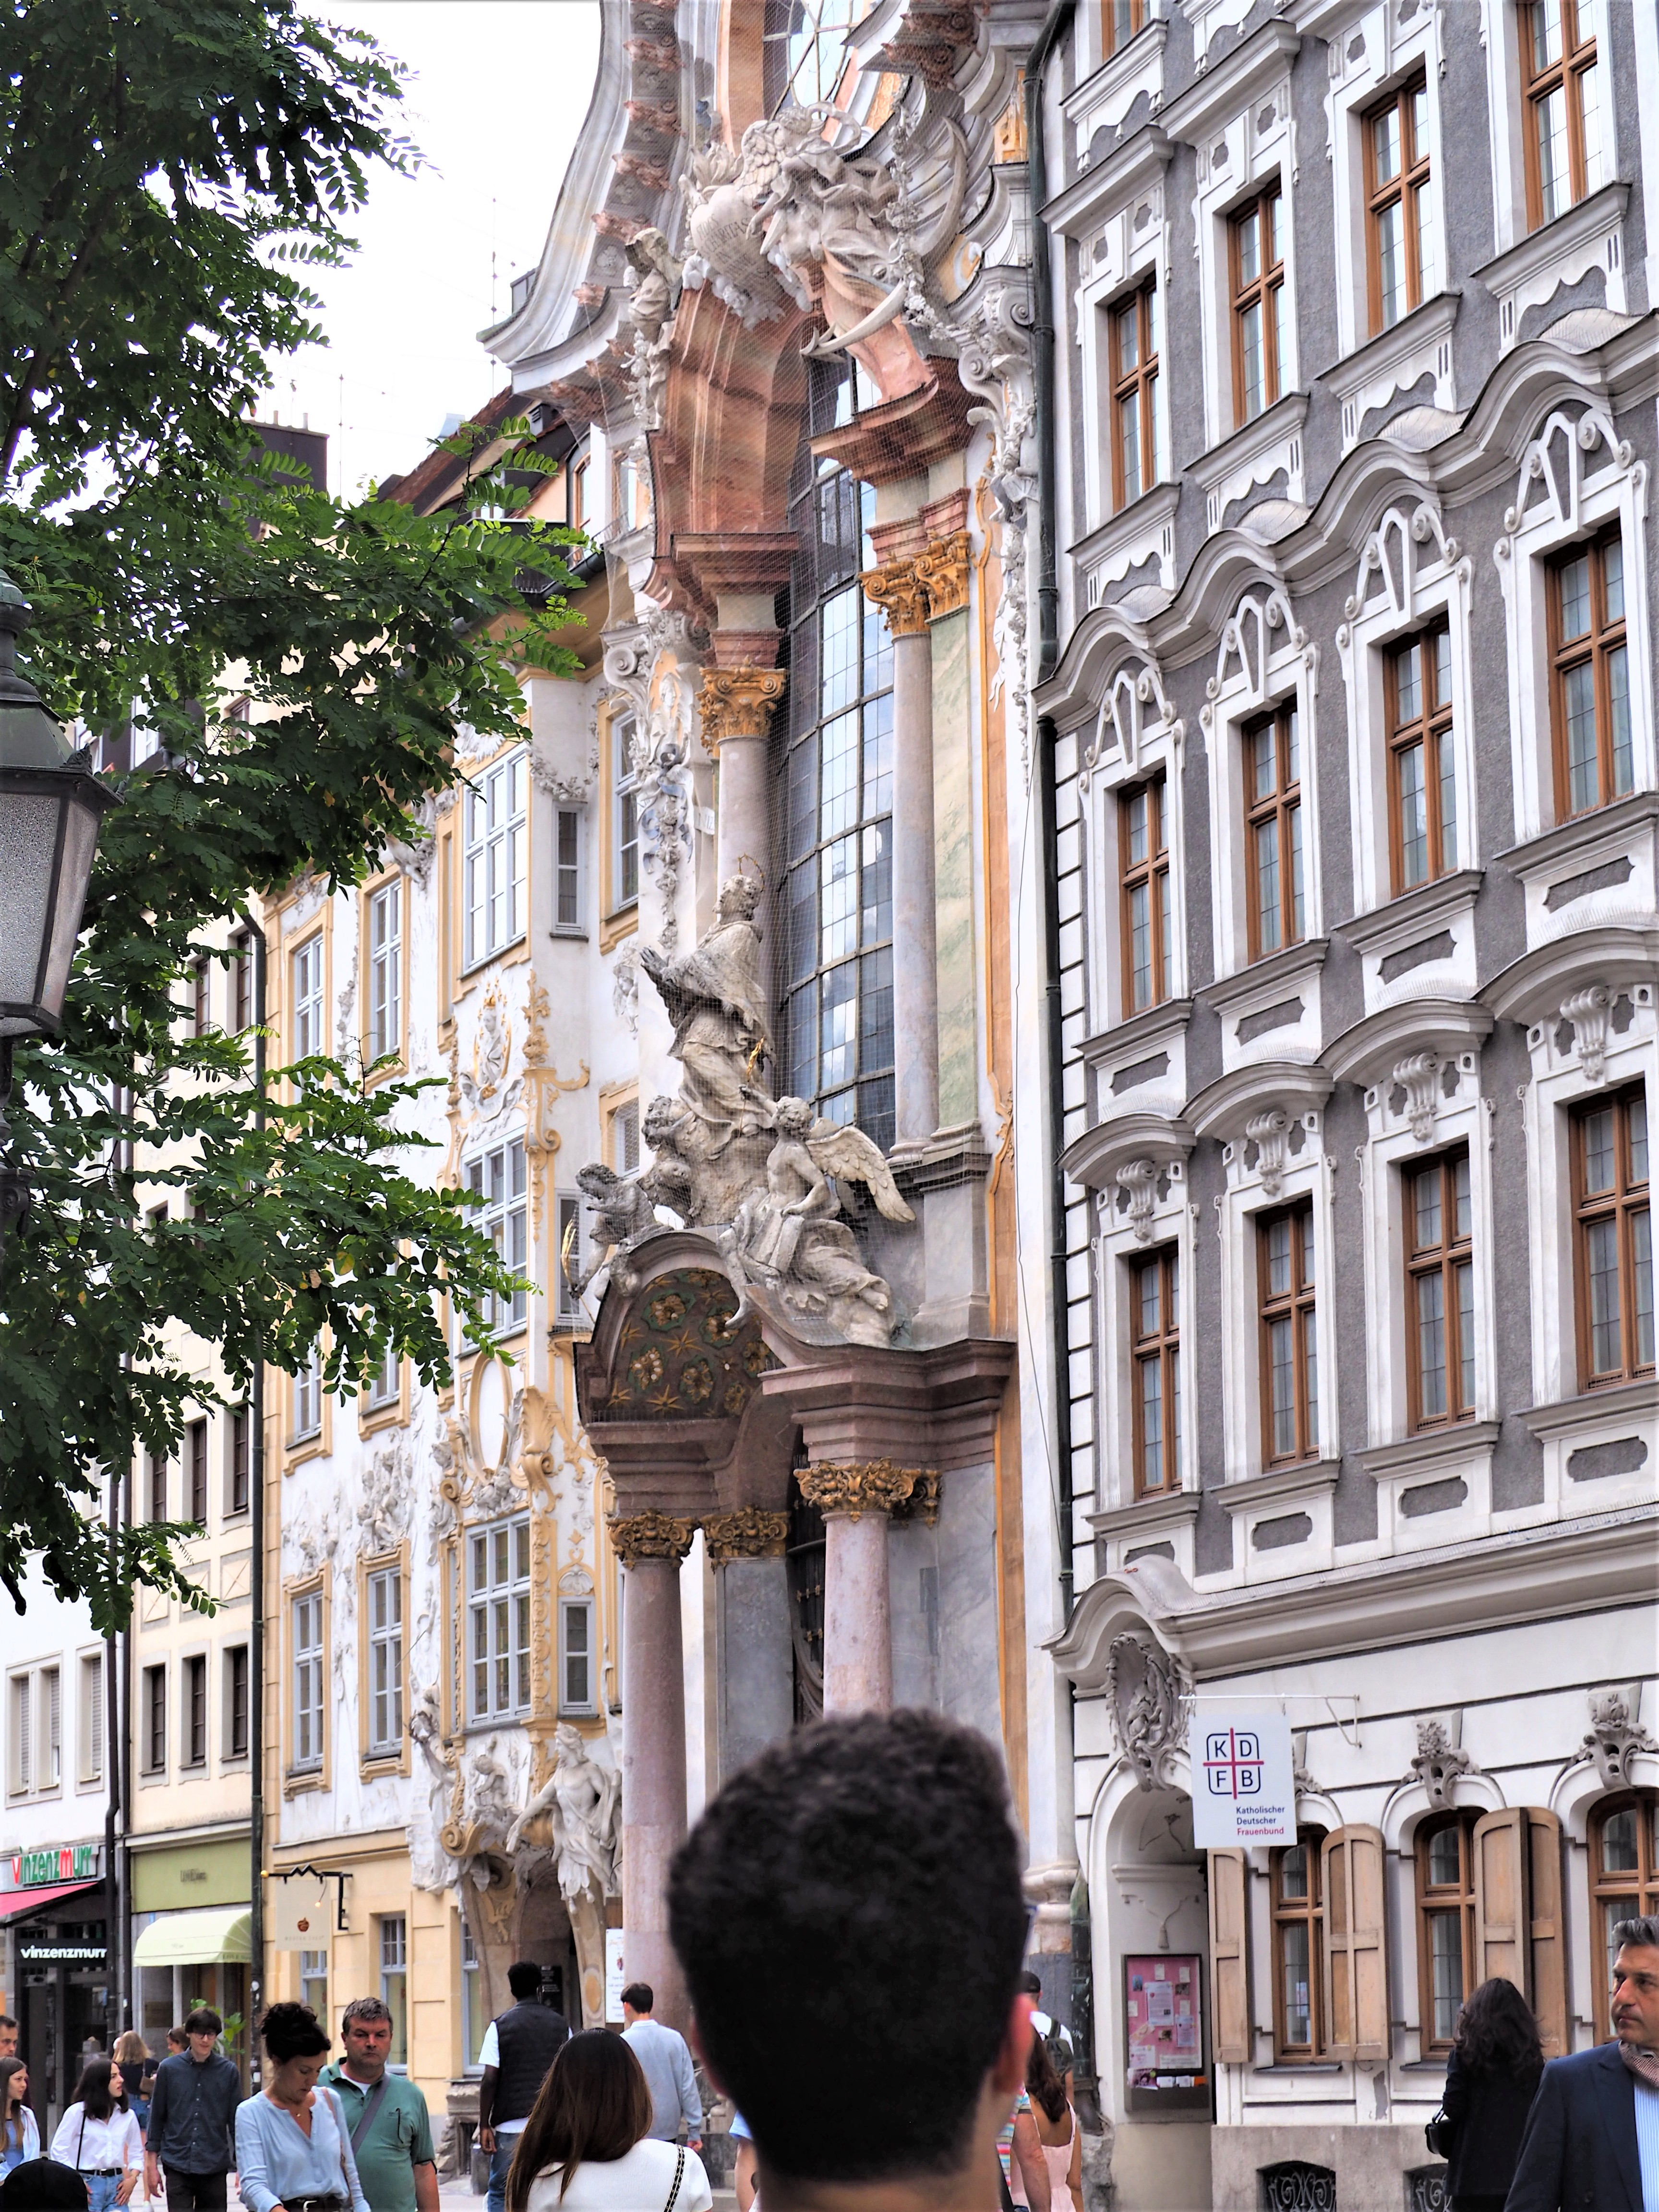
[
  {"left": 1438, "top": 1976, "right": 1546, "bottom": 2212},
  {"left": 506, "top": 2031, "right": 711, "bottom": 2211},
  {"left": 233, "top": 2003, "right": 368, "bottom": 2212},
  {"left": 48, "top": 2057, "right": 142, "bottom": 2209}
]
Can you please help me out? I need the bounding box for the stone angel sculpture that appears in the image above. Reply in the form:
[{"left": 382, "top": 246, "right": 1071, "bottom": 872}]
[{"left": 567, "top": 1163, "right": 659, "bottom": 1299}]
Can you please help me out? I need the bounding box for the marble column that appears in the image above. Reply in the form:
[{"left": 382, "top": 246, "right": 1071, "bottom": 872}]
[
  {"left": 699, "top": 665, "right": 787, "bottom": 891},
  {"left": 611, "top": 1510, "right": 696, "bottom": 2029},
  {"left": 860, "top": 559, "right": 938, "bottom": 1148},
  {"left": 703, "top": 1508, "right": 793, "bottom": 1780},
  {"left": 796, "top": 1460, "right": 931, "bottom": 1715}
]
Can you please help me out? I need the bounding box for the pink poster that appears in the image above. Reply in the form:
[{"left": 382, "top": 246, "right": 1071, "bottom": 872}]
[{"left": 1123, "top": 1953, "right": 1206, "bottom": 2109}]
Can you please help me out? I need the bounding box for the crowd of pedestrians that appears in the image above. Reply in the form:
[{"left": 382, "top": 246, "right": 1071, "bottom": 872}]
[{"left": 0, "top": 1716, "right": 1655, "bottom": 2212}]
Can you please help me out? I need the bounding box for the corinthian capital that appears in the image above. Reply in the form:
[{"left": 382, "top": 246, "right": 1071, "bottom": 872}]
[
  {"left": 796, "top": 1458, "right": 927, "bottom": 1521},
  {"left": 608, "top": 1510, "right": 697, "bottom": 1567},
  {"left": 859, "top": 561, "right": 930, "bottom": 637},
  {"left": 698, "top": 665, "right": 789, "bottom": 754},
  {"left": 702, "top": 1507, "right": 791, "bottom": 1564},
  {"left": 914, "top": 530, "right": 971, "bottom": 619}
]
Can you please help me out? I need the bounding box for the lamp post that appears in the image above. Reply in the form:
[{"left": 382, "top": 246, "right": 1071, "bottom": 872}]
[{"left": 0, "top": 568, "right": 118, "bottom": 1257}]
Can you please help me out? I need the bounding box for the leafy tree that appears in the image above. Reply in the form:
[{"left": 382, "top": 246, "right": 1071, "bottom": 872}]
[{"left": 0, "top": 0, "right": 581, "bottom": 1627}]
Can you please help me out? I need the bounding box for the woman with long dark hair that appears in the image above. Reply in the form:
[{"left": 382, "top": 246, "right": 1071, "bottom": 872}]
[
  {"left": 506, "top": 2030, "right": 712, "bottom": 2211},
  {"left": 1009, "top": 2034, "right": 1080, "bottom": 2212},
  {"left": 48, "top": 2056, "right": 143, "bottom": 2210},
  {"left": 1439, "top": 1977, "right": 1545, "bottom": 2211},
  {"left": 0, "top": 2059, "right": 39, "bottom": 2176}
]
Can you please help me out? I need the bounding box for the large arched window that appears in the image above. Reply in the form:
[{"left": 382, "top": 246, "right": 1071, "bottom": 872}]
[
  {"left": 777, "top": 358, "right": 896, "bottom": 1151},
  {"left": 1591, "top": 1791, "right": 1659, "bottom": 2039}
]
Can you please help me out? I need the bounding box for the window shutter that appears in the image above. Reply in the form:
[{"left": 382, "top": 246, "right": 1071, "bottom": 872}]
[
  {"left": 1322, "top": 1825, "right": 1388, "bottom": 2061},
  {"left": 1208, "top": 1848, "right": 1251, "bottom": 2062},
  {"left": 1473, "top": 1807, "right": 1528, "bottom": 1993},
  {"left": 1526, "top": 1809, "right": 1568, "bottom": 2059}
]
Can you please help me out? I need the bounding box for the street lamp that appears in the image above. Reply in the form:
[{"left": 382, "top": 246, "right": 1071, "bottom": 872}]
[{"left": 0, "top": 568, "right": 118, "bottom": 1246}]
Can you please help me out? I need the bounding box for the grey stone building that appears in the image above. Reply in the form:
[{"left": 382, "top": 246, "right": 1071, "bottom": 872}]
[{"left": 1032, "top": 1, "right": 1658, "bottom": 2204}]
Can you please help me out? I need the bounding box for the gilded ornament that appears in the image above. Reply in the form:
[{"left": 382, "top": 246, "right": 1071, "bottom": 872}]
[
  {"left": 609, "top": 1509, "right": 697, "bottom": 1566},
  {"left": 698, "top": 665, "right": 788, "bottom": 752},
  {"left": 721, "top": 1381, "right": 749, "bottom": 1416},
  {"left": 914, "top": 530, "right": 971, "bottom": 619},
  {"left": 796, "top": 1457, "right": 927, "bottom": 1520},
  {"left": 629, "top": 1346, "right": 665, "bottom": 1391},
  {"left": 679, "top": 1357, "right": 714, "bottom": 1403},
  {"left": 860, "top": 559, "right": 931, "bottom": 637},
  {"left": 702, "top": 1508, "right": 790, "bottom": 1564},
  {"left": 648, "top": 1289, "right": 690, "bottom": 1330}
]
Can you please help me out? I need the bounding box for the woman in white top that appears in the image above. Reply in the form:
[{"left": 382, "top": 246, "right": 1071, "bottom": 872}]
[
  {"left": 506, "top": 2029, "right": 712, "bottom": 2212},
  {"left": 48, "top": 2058, "right": 143, "bottom": 2211},
  {"left": 0, "top": 2059, "right": 40, "bottom": 2175}
]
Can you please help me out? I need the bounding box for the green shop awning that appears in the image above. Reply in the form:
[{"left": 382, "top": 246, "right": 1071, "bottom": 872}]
[{"left": 133, "top": 1906, "right": 252, "bottom": 1966}]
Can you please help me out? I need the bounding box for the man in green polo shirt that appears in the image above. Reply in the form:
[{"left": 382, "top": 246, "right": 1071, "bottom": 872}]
[{"left": 320, "top": 1996, "right": 437, "bottom": 2212}]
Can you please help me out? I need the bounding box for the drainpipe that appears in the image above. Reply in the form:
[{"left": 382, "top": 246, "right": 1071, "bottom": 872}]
[
  {"left": 248, "top": 918, "right": 267, "bottom": 2087},
  {"left": 105, "top": 1092, "right": 125, "bottom": 2046}
]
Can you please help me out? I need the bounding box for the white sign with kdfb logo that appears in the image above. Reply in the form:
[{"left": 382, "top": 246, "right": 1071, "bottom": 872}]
[{"left": 1189, "top": 1712, "right": 1297, "bottom": 1848}]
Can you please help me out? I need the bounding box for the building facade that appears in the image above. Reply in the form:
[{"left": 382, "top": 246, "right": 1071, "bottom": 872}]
[{"left": 1035, "top": 0, "right": 1657, "bottom": 2206}]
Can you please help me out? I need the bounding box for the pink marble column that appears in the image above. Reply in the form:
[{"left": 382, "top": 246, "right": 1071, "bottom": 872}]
[
  {"left": 613, "top": 1512, "right": 695, "bottom": 2029},
  {"left": 797, "top": 1462, "right": 927, "bottom": 1715}
]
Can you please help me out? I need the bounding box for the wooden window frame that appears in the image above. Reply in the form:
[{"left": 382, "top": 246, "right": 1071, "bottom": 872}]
[
  {"left": 289, "top": 930, "right": 325, "bottom": 1063},
  {"left": 1109, "top": 277, "right": 1160, "bottom": 512},
  {"left": 228, "top": 1406, "right": 251, "bottom": 1518},
  {"left": 1363, "top": 72, "right": 1432, "bottom": 335},
  {"left": 1572, "top": 1083, "right": 1653, "bottom": 1389},
  {"left": 463, "top": 745, "right": 529, "bottom": 970},
  {"left": 289, "top": 1580, "right": 326, "bottom": 1779},
  {"left": 142, "top": 1662, "right": 167, "bottom": 1776},
  {"left": 187, "top": 1418, "right": 209, "bottom": 1525},
  {"left": 1405, "top": 1147, "right": 1476, "bottom": 1432},
  {"left": 182, "top": 1651, "right": 208, "bottom": 1770},
  {"left": 1119, "top": 778, "right": 1171, "bottom": 1014},
  {"left": 1589, "top": 1790, "right": 1659, "bottom": 2042},
  {"left": 231, "top": 929, "right": 254, "bottom": 1033},
  {"left": 1130, "top": 1244, "right": 1180, "bottom": 1499},
  {"left": 1258, "top": 1199, "right": 1317, "bottom": 1467},
  {"left": 225, "top": 1643, "right": 250, "bottom": 1762},
  {"left": 190, "top": 957, "right": 211, "bottom": 1038},
  {"left": 1243, "top": 702, "right": 1303, "bottom": 962},
  {"left": 1386, "top": 621, "right": 1456, "bottom": 893},
  {"left": 1549, "top": 526, "right": 1630, "bottom": 819},
  {"left": 1522, "top": 0, "right": 1599, "bottom": 230},
  {"left": 1102, "top": 0, "right": 1146, "bottom": 59},
  {"left": 1271, "top": 1828, "right": 1327, "bottom": 2061},
  {"left": 1229, "top": 180, "right": 1286, "bottom": 426},
  {"left": 1415, "top": 1811, "right": 1479, "bottom": 2053}
]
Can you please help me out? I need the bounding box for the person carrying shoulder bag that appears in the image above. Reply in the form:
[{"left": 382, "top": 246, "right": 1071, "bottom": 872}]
[
  {"left": 233, "top": 2004, "right": 368, "bottom": 2212},
  {"left": 1427, "top": 1977, "right": 1544, "bottom": 2212}
]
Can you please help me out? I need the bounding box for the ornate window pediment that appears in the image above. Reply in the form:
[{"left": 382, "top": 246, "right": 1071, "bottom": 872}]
[{"left": 1503, "top": 404, "right": 1637, "bottom": 541}]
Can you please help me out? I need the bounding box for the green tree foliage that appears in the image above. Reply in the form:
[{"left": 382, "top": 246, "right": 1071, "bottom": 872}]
[{"left": 0, "top": 0, "right": 582, "bottom": 1627}]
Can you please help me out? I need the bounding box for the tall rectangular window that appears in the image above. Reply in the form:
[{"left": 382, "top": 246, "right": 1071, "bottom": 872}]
[
  {"left": 292, "top": 1592, "right": 324, "bottom": 1772},
  {"left": 191, "top": 958, "right": 211, "bottom": 1038},
  {"left": 1524, "top": 0, "right": 1601, "bottom": 228},
  {"left": 1365, "top": 75, "right": 1434, "bottom": 331},
  {"left": 144, "top": 1664, "right": 167, "bottom": 1775},
  {"left": 464, "top": 747, "right": 528, "bottom": 964},
  {"left": 365, "top": 1345, "right": 399, "bottom": 1412},
  {"left": 1416, "top": 1815, "right": 1477, "bottom": 2050},
  {"left": 183, "top": 1654, "right": 207, "bottom": 1768},
  {"left": 469, "top": 1516, "right": 531, "bottom": 1721},
  {"left": 41, "top": 1667, "right": 60, "bottom": 1788},
  {"left": 291, "top": 934, "right": 324, "bottom": 1061},
  {"left": 1271, "top": 1832, "right": 1326, "bottom": 2059},
  {"left": 1259, "top": 1202, "right": 1318, "bottom": 1465},
  {"left": 1244, "top": 703, "right": 1303, "bottom": 959},
  {"left": 608, "top": 715, "right": 639, "bottom": 914},
  {"left": 1551, "top": 528, "right": 1632, "bottom": 818},
  {"left": 1130, "top": 1246, "right": 1180, "bottom": 1498},
  {"left": 231, "top": 929, "right": 254, "bottom": 1032},
  {"left": 1407, "top": 1149, "right": 1475, "bottom": 1429},
  {"left": 147, "top": 1451, "right": 168, "bottom": 1524},
  {"left": 1103, "top": 0, "right": 1145, "bottom": 56},
  {"left": 554, "top": 806, "right": 584, "bottom": 933},
  {"left": 1574, "top": 1087, "right": 1652, "bottom": 1389},
  {"left": 226, "top": 1644, "right": 249, "bottom": 1760},
  {"left": 300, "top": 1949, "right": 329, "bottom": 2025},
  {"left": 291, "top": 1349, "right": 322, "bottom": 1443},
  {"left": 187, "top": 1419, "right": 209, "bottom": 1525},
  {"left": 467, "top": 1139, "right": 528, "bottom": 1334},
  {"left": 1109, "top": 279, "right": 1162, "bottom": 510},
  {"left": 1120, "top": 781, "right": 1171, "bottom": 1012},
  {"left": 79, "top": 1653, "right": 104, "bottom": 1784},
  {"left": 609, "top": 1099, "right": 639, "bottom": 1174},
  {"left": 559, "top": 1598, "right": 597, "bottom": 1716},
  {"left": 366, "top": 878, "right": 401, "bottom": 1063},
  {"left": 460, "top": 1920, "right": 482, "bottom": 2071},
  {"left": 1230, "top": 181, "right": 1287, "bottom": 425},
  {"left": 555, "top": 1191, "right": 584, "bottom": 1323},
  {"left": 8, "top": 1673, "right": 30, "bottom": 1793},
  {"left": 379, "top": 1916, "right": 409, "bottom": 2066},
  {"left": 367, "top": 1565, "right": 404, "bottom": 1757},
  {"left": 1388, "top": 625, "right": 1456, "bottom": 890},
  {"left": 228, "top": 1408, "right": 251, "bottom": 1516}
]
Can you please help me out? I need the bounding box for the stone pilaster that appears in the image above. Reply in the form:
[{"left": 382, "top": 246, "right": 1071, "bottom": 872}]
[{"left": 704, "top": 1508, "right": 793, "bottom": 1779}]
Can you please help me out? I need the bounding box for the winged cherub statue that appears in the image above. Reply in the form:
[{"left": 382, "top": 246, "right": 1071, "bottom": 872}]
[{"left": 569, "top": 1163, "right": 659, "bottom": 1298}]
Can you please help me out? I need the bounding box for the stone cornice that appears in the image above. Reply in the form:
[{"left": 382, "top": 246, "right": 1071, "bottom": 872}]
[
  {"left": 697, "top": 665, "right": 788, "bottom": 752},
  {"left": 1200, "top": 939, "right": 1329, "bottom": 1020},
  {"left": 609, "top": 1509, "right": 697, "bottom": 1567},
  {"left": 1470, "top": 181, "right": 1630, "bottom": 306},
  {"left": 797, "top": 1458, "right": 927, "bottom": 1520},
  {"left": 1322, "top": 997, "right": 1494, "bottom": 1089},
  {"left": 1520, "top": 1379, "right": 1658, "bottom": 1445},
  {"left": 1059, "top": 1110, "right": 1196, "bottom": 1194},
  {"left": 1183, "top": 1058, "right": 1333, "bottom": 1143},
  {"left": 701, "top": 1507, "right": 791, "bottom": 1563},
  {"left": 1338, "top": 869, "right": 1485, "bottom": 960},
  {"left": 1482, "top": 923, "right": 1659, "bottom": 1025},
  {"left": 1159, "top": 19, "right": 1301, "bottom": 146},
  {"left": 1088, "top": 1488, "right": 1203, "bottom": 1541}
]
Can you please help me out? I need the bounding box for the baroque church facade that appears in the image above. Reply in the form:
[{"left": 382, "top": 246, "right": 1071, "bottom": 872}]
[{"left": 248, "top": 3, "right": 1656, "bottom": 2207}]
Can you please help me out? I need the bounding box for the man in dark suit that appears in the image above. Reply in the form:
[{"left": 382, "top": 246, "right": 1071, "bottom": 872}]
[{"left": 1506, "top": 1912, "right": 1659, "bottom": 2211}]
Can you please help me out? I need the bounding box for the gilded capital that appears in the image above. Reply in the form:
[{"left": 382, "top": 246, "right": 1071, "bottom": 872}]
[
  {"left": 608, "top": 1509, "right": 697, "bottom": 1567},
  {"left": 914, "top": 530, "right": 970, "bottom": 620},
  {"left": 859, "top": 560, "right": 931, "bottom": 637},
  {"left": 796, "top": 1458, "right": 927, "bottom": 1521},
  {"left": 698, "top": 665, "right": 788, "bottom": 753},
  {"left": 702, "top": 1507, "right": 791, "bottom": 1564}
]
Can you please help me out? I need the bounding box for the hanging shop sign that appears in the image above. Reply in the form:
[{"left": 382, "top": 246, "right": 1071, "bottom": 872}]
[
  {"left": 1188, "top": 1711, "right": 1296, "bottom": 1849},
  {"left": 20, "top": 1930, "right": 108, "bottom": 1968},
  {"left": 3, "top": 1842, "right": 101, "bottom": 1891},
  {"left": 1124, "top": 1953, "right": 1207, "bottom": 2114}
]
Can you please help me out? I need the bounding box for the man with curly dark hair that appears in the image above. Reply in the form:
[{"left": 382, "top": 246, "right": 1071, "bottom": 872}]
[{"left": 667, "top": 1708, "right": 1050, "bottom": 2210}]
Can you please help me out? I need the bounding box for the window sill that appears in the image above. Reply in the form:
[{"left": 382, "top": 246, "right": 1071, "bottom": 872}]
[
  {"left": 1203, "top": 937, "right": 1329, "bottom": 1016},
  {"left": 1252, "top": 2062, "right": 1343, "bottom": 2075},
  {"left": 1089, "top": 1489, "right": 1202, "bottom": 1541},
  {"left": 598, "top": 905, "right": 638, "bottom": 955},
  {"left": 1472, "top": 180, "right": 1630, "bottom": 351},
  {"left": 1070, "top": 481, "right": 1181, "bottom": 607},
  {"left": 1340, "top": 869, "right": 1485, "bottom": 960},
  {"left": 460, "top": 937, "right": 528, "bottom": 980},
  {"left": 1185, "top": 389, "right": 1309, "bottom": 534},
  {"left": 1320, "top": 289, "right": 1461, "bottom": 451},
  {"left": 550, "top": 926, "right": 589, "bottom": 941}
]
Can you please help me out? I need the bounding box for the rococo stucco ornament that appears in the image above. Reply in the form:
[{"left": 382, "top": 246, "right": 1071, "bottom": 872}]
[
  {"left": 1574, "top": 1684, "right": 1659, "bottom": 1789},
  {"left": 1407, "top": 1714, "right": 1480, "bottom": 1809},
  {"left": 1104, "top": 1633, "right": 1189, "bottom": 1792}
]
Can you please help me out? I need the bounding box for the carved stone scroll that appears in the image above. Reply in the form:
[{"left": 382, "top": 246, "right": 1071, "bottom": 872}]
[
  {"left": 914, "top": 529, "right": 971, "bottom": 619},
  {"left": 860, "top": 559, "right": 931, "bottom": 637}
]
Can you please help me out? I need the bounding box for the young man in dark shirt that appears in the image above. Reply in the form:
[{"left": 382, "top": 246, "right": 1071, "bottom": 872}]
[{"left": 143, "top": 2008, "right": 239, "bottom": 2210}]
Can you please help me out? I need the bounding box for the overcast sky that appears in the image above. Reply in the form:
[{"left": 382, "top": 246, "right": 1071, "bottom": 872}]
[{"left": 262, "top": 1, "right": 602, "bottom": 498}]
